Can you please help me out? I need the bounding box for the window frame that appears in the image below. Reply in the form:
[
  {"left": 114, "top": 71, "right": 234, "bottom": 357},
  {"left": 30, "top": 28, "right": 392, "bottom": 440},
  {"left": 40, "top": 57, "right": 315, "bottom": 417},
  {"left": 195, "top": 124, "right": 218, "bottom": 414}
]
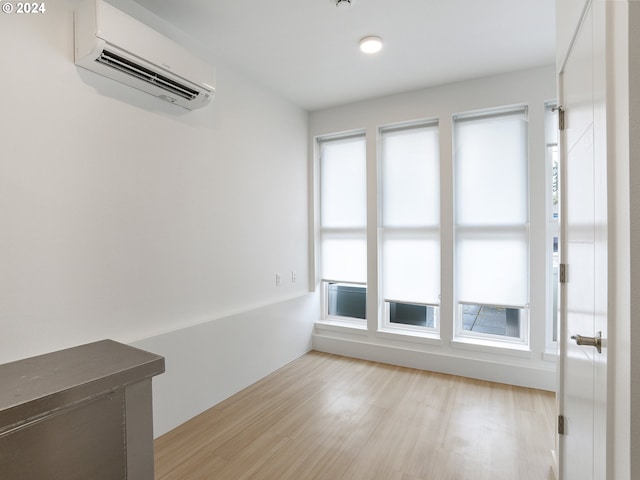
[
  {"left": 377, "top": 120, "right": 441, "bottom": 334},
  {"left": 317, "top": 132, "right": 368, "bottom": 324},
  {"left": 452, "top": 105, "right": 531, "bottom": 346}
]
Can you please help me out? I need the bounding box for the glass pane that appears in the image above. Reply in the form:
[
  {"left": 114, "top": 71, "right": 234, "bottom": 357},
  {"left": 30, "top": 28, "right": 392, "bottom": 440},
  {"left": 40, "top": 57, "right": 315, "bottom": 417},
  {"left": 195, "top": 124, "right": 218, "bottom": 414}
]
[
  {"left": 456, "top": 231, "right": 528, "bottom": 307},
  {"left": 455, "top": 113, "right": 528, "bottom": 226},
  {"left": 551, "top": 145, "right": 559, "bottom": 219},
  {"left": 320, "top": 136, "right": 366, "bottom": 228},
  {"left": 389, "top": 302, "right": 437, "bottom": 328},
  {"left": 321, "top": 234, "right": 367, "bottom": 284},
  {"left": 461, "top": 304, "right": 521, "bottom": 338},
  {"left": 327, "top": 283, "right": 366, "bottom": 319},
  {"left": 382, "top": 126, "right": 439, "bottom": 227},
  {"left": 382, "top": 235, "right": 439, "bottom": 305}
]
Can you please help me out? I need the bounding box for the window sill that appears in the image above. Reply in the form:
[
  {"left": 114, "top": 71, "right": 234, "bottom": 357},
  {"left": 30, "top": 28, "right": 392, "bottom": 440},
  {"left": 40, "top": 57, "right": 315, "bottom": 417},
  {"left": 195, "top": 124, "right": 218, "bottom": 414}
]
[
  {"left": 451, "top": 336, "right": 532, "bottom": 359},
  {"left": 377, "top": 328, "right": 442, "bottom": 347},
  {"left": 315, "top": 319, "right": 368, "bottom": 336}
]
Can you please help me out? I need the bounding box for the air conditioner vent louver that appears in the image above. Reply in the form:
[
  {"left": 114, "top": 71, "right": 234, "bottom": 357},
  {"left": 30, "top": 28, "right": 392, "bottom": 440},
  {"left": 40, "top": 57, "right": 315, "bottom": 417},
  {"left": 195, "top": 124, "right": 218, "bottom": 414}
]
[{"left": 96, "top": 50, "right": 198, "bottom": 101}]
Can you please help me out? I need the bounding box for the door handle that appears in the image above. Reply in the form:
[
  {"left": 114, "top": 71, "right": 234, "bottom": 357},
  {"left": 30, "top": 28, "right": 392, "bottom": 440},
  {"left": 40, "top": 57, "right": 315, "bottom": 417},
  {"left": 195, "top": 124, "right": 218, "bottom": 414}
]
[{"left": 571, "top": 331, "right": 602, "bottom": 354}]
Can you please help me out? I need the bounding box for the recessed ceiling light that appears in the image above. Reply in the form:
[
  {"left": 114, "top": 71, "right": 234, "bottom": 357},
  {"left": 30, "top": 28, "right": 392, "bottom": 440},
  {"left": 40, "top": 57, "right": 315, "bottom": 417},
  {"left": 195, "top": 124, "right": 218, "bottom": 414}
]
[{"left": 359, "top": 36, "right": 383, "bottom": 54}]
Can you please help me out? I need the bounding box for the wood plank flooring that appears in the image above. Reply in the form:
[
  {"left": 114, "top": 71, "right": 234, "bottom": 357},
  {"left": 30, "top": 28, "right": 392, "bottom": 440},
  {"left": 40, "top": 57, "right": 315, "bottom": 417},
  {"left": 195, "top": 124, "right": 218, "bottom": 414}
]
[{"left": 155, "top": 351, "right": 555, "bottom": 480}]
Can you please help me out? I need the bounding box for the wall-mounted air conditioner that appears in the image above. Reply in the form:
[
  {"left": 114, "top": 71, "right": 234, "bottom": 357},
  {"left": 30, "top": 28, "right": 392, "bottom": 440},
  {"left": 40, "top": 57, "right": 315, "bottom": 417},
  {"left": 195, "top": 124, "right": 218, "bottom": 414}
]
[{"left": 74, "top": 0, "right": 214, "bottom": 110}]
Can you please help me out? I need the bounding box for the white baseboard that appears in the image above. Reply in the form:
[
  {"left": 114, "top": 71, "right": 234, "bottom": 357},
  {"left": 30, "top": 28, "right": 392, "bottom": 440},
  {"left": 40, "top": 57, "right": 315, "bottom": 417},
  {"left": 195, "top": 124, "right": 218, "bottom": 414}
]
[{"left": 312, "top": 332, "right": 556, "bottom": 391}]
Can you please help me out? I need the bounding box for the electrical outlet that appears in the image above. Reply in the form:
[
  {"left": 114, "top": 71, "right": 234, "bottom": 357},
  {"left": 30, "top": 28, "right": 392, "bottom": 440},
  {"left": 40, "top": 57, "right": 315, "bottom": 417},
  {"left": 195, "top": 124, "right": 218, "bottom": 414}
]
[
  {"left": 276, "top": 273, "right": 281, "bottom": 286},
  {"left": 291, "top": 271, "right": 296, "bottom": 283}
]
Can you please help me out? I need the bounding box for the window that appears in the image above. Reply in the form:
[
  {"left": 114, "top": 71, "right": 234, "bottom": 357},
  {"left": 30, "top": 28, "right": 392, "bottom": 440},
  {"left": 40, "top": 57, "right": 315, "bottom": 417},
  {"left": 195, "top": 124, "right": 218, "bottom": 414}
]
[
  {"left": 545, "top": 102, "right": 560, "bottom": 347},
  {"left": 315, "top": 103, "right": 541, "bottom": 352},
  {"left": 454, "top": 107, "right": 529, "bottom": 342},
  {"left": 319, "top": 134, "right": 367, "bottom": 321},
  {"left": 380, "top": 122, "right": 440, "bottom": 331}
]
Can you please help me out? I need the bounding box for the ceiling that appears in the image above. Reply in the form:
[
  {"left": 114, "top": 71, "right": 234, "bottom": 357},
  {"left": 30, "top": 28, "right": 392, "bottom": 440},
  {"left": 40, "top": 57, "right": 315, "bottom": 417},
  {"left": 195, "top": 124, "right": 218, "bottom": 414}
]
[{"left": 132, "top": 0, "right": 556, "bottom": 111}]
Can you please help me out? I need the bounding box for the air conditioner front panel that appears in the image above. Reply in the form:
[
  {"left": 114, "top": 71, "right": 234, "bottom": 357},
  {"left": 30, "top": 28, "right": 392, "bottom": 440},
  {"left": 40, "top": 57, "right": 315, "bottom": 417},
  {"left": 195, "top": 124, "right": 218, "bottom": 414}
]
[
  {"left": 74, "top": 0, "right": 214, "bottom": 110},
  {"left": 76, "top": 39, "right": 212, "bottom": 109}
]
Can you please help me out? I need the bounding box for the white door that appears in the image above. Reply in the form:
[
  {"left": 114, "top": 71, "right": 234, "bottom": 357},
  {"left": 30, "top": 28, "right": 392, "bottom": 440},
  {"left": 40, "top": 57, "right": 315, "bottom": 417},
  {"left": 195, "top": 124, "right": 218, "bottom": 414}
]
[{"left": 557, "top": 1, "right": 608, "bottom": 479}]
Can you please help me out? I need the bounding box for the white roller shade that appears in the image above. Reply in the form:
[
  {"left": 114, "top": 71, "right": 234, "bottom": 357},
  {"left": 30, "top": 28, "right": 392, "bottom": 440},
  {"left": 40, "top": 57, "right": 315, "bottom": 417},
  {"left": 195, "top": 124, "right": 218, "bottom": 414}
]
[
  {"left": 381, "top": 126, "right": 439, "bottom": 227},
  {"left": 319, "top": 134, "right": 367, "bottom": 284},
  {"left": 321, "top": 233, "right": 367, "bottom": 284},
  {"left": 320, "top": 136, "right": 366, "bottom": 228},
  {"left": 454, "top": 108, "right": 529, "bottom": 307},
  {"left": 456, "top": 230, "right": 528, "bottom": 306},
  {"left": 382, "top": 234, "right": 440, "bottom": 305},
  {"left": 455, "top": 111, "right": 528, "bottom": 226},
  {"left": 381, "top": 123, "right": 440, "bottom": 305}
]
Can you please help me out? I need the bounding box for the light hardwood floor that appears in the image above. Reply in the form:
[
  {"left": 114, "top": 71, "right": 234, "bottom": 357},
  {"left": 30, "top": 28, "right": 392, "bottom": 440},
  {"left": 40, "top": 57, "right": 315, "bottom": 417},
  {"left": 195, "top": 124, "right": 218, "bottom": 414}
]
[{"left": 155, "top": 351, "right": 556, "bottom": 480}]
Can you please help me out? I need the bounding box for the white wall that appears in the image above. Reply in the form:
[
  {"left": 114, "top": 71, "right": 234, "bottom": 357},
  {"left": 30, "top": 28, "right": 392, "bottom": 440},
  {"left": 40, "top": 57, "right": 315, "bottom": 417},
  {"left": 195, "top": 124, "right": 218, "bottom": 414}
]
[
  {"left": 133, "top": 293, "right": 317, "bottom": 436},
  {"left": 0, "top": 1, "right": 317, "bottom": 436},
  {"left": 556, "top": 0, "right": 591, "bottom": 71},
  {"left": 309, "top": 66, "right": 557, "bottom": 391},
  {"left": 623, "top": 2, "right": 640, "bottom": 478},
  {"left": 607, "top": 1, "right": 640, "bottom": 480},
  {"left": 630, "top": 5, "right": 640, "bottom": 477},
  {"left": 604, "top": 3, "right": 632, "bottom": 478}
]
